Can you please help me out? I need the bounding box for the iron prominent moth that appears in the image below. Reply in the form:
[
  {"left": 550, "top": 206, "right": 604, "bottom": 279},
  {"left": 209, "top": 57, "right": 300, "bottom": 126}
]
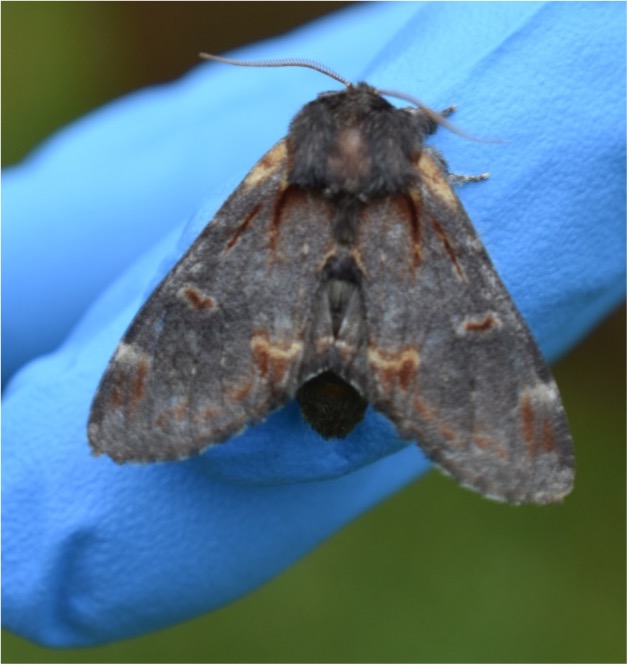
[{"left": 88, "top": 55, "right": 574, "bottom": 504}]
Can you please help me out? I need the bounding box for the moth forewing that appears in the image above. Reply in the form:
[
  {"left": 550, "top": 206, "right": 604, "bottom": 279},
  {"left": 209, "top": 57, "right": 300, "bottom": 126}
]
[
  {"left": 89, "top": 140, "right": 317, "bottom": 462},
  {"left": 352, "top": 148, "right": 573, "bottom": 504}
]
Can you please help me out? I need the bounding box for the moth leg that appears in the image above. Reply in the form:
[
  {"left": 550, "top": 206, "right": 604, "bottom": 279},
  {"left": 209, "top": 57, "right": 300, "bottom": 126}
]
[
  {"left": 449, "top": 171, "right": 490, "bottom": 185},
  {"left": 424, "top": 146, "right": 489, "bottom": 184},
  {"left": 439, "top": 104, "right": 458, "bottom": 118}
]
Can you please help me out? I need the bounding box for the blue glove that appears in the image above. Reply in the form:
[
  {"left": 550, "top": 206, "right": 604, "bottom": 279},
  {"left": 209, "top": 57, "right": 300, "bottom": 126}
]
[{"left": 3, "top": 2, "right": 625, "bottom": 647}]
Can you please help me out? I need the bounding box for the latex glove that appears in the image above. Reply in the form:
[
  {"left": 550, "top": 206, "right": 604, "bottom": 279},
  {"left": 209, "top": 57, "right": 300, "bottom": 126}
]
[{"left": 2, "top": 2, "right": 625, "bottom": 647}]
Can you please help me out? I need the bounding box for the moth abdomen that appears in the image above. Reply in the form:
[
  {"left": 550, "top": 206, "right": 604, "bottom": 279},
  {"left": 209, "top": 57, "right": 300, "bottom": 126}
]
[{"left": 296, "top": 371, "right": 367, "bottom": 439}]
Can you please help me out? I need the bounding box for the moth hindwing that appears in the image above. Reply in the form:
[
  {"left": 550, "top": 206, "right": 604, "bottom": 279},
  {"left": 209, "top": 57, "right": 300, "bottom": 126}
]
[{"left": 88, "top": 80, "right": 574, "bottom": 505}]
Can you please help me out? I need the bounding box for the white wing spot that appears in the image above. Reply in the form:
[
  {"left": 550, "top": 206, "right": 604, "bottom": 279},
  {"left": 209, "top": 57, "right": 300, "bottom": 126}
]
[{"left": 114, "top": 342, "right": 146, "bottom": 365}]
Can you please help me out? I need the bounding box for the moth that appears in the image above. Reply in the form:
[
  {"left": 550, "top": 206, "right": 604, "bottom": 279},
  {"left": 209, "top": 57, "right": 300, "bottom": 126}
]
[{"left": 88, "top": 55, "right": 575, "bottom": 504}]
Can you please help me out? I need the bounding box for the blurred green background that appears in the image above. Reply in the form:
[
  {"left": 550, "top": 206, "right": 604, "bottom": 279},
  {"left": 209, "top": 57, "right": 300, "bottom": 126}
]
[{"left": 2, "top": 2, "right": 625, "bottom": 663}]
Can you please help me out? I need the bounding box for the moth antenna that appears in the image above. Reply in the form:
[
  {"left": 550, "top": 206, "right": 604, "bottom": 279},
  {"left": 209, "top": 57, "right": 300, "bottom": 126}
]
[
  {"left": 200, "top": 53, "right": 352, "bottom": 88},
  {"left": 378, "top": 87, "right": 495, "bottom": 143}
]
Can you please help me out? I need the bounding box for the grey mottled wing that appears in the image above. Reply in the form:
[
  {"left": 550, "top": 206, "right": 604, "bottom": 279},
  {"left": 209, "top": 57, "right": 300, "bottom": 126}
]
[
  {"left": 352, "top": 149, "right": 574, "bottom": 503},
  {"left": 89, "top": 140, "right": 333, "bottom": 462}
]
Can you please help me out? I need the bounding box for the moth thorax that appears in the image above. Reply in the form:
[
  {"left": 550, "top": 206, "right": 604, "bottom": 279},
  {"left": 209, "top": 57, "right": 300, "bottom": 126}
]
[
  {"left": 296, "top": 371, "right": 368, "bottom": 439},
  {"left": 327, "top": 127, "right": 372, "bottom": 193}
]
